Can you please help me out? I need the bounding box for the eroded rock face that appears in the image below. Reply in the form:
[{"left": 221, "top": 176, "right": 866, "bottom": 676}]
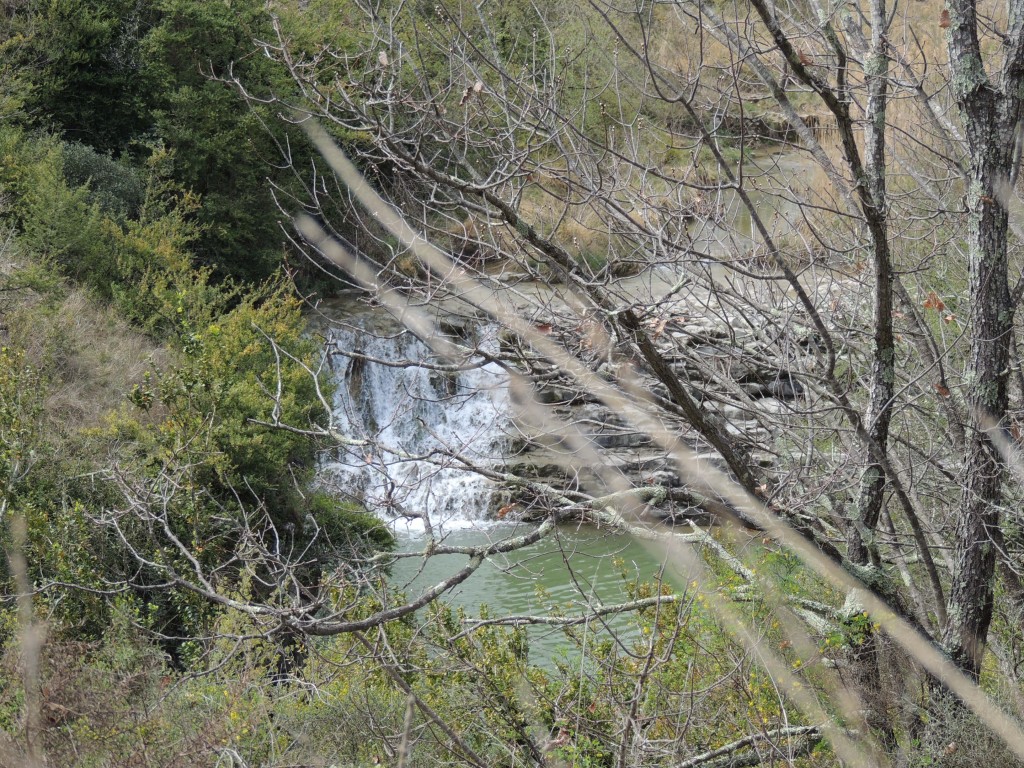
[{"left": 500, "top": 305, "right": 821, "bottom": 525}]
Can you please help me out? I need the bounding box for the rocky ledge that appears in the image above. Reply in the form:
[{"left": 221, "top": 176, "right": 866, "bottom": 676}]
[{"left": 497, "top": 304, "right": 823, "bottom": 526}]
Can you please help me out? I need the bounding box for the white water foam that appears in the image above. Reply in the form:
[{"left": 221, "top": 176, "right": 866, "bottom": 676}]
[{"left": 319, "top": 313, "right": 511, "bottom": 536}]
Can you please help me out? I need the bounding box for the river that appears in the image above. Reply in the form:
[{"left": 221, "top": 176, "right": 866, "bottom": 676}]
[
  {"left": 314, "top": 146, "right": 822, "bottom": 662},
  {"left": 315, "top": 304, "right": 680, "bottom": 662},
  {"left": 389, "top": 524, "right": 676, "bottom": 664}
]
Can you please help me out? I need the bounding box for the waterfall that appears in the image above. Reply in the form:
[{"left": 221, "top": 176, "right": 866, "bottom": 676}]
[{"left": 319, "top": 310, "right": 511, "bottom": 535}]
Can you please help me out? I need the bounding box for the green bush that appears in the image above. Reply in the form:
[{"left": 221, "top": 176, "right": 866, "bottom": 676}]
[{"left": 61, "top": 142, "right": 146, "bottom": 221}]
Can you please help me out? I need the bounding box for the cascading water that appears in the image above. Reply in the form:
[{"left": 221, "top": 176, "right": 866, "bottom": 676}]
[
  {"left": 314, "top": 306, "right": 666, "bottom": 665},
  {"left": 319, "top": 310, "right": 511, "bottom": 535}
]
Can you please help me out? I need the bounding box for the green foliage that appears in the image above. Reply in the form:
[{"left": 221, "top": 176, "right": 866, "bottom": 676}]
[
  {"left": 149, "top": 275, "right": 324, "bottom": 503},
  {"left": 61, "top": 142, "right": 146, "bottom": 221},
  {"left": 139, "top": 0, "right": 303, "bottom": 283},
  {"left": 823, "top": 610, "right": 880, "bottom": 650},
  {"left": 0, "top": 127, "right": 64, "bottom": 224},
  {"left": 151, "top": 89, "right": 286, "bottom": 282},
  {"left": 6, "top": 136, "right": 197, "bottom": 302},
  {"left": 0, "top": 122, "right": 389, "bottom": 647},
  {"left": 524, "top": 574, "right": 808, "bottom": 766},
  {"left": 553, "top": 735, "right": 614, "bottom": 768},
  {"left": 19, "top": 162, "right": 124, "bottom": 292},
  {"left": 3, "top": 0, "right": 155, "bottom": 152},
  {"left": 1, "top": 0, "right": 309, "bottom": 283},
  {"left": 305, "top": 489, "right": 396, "bottom": 562},
  {"left": 73, "top": 274, "right": 348, "bottom": 637},
  {"left": 0, "top": 346, "right": 43, "bottom": 587},
  {"left": 0, "top": 346, "right": 41, "bottom": 494},
  {"left": 0, "top": 605, "right": 239, "bottom": 766},
  {"left": 0, "top": 31, "right": 33, "bottom": 124}
]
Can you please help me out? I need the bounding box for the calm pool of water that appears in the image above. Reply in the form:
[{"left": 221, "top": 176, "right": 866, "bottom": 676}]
[{"left": 389, "top": 523, "right": 681, "bottom": 665}]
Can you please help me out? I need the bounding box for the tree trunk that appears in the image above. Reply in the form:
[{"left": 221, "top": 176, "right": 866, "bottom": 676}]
[
  {"left": 941, "top": 0, "right": 1023, "bottom": 678},
  {"left": 848, "top": 0, "right": 895, "bottom": 571}
]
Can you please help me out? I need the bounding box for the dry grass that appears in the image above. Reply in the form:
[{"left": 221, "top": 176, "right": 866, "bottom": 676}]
[{"left": 3, "top": 285, "right": 170, "bottom": 440}]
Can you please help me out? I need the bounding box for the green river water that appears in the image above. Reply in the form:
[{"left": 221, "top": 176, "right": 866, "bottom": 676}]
[{"left": 388, "top": 524, "right": 680, "bottom": 665}]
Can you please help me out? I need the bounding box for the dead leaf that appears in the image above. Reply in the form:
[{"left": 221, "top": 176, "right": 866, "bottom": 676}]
[
  {"left": 940, "top": 9, "right": 951, "bottom": 28},
  {"left": 922, "top": 291, "right": 945, "bottom": 311}
]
